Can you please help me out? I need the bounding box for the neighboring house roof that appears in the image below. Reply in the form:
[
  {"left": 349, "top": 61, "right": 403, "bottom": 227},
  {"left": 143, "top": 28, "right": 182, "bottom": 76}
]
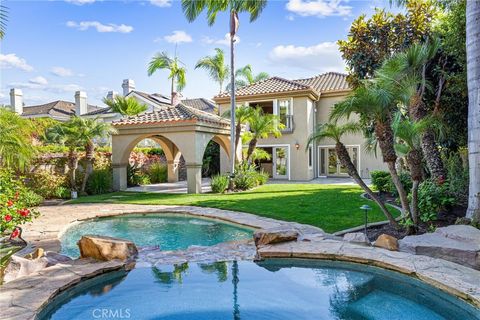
[
  {"left": 130, "top": 90, "right": 171, "bottom": 106},
  {"left": 215, "top": 76, "right": 313, "bottom": 99},
  {"left": 295, "top": 72, "right": 349, "bottom": 93},
  {"left": 112, "top": 103, "right": 229, "bottom": 127},
  {"left": 22, "top": 100, "right": 101, "bottom": 119},
  {"left": 213, "top": 72, "right": 350, "bottom": 102},
  {"left": 181, "top": 98, "right": 217, "bottom": 113},
  {"left": 83, "top": 106, "right": 112, "bottom": 116}
]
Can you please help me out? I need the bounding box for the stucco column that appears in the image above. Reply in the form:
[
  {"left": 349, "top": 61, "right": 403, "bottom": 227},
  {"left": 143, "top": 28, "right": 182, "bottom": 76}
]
[
  {"left": 167, "top": 160, "right": 180, "bottom": 183},
  {"left": 186, "top": 163, "right": 203, "bottom": 194},
  {"left": 112, "top": 163, "right": 128, "bottom": 191}
]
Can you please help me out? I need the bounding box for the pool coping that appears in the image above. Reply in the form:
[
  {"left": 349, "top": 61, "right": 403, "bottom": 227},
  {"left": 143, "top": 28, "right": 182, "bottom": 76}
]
[{"left": 0, "top": 203, "right": 479, "bottom": 319}]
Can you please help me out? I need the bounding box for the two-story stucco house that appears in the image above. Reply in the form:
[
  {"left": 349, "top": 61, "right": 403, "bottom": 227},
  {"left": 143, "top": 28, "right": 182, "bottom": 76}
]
[{"left": 213, "top": 72, "right": 386, "bottom": 180}]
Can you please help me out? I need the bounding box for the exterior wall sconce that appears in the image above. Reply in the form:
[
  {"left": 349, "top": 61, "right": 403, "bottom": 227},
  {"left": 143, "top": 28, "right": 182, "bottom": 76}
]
[{"left": 295, "top": 142, "right": 300, "bottom": 150}]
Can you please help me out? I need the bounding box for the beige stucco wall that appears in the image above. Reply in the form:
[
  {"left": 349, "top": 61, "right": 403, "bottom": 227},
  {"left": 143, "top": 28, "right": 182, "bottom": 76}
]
[{"left": 316, "top": 94, "right": 386, "bottom": 178}]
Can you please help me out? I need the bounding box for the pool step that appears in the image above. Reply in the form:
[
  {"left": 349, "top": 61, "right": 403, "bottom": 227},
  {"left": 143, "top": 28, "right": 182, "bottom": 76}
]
[{"left": 345, "top": 290, "right": 445, "bottom": 320}]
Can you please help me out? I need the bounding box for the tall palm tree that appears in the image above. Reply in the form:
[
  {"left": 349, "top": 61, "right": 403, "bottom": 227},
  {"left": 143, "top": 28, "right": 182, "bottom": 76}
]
[
  {"left": 466, "top": 0, "right": 480, "bottom": 223},
  {"left": 308, "top": 122, "right": 398, "bottom": 227},
  {"left": 0, "top": 108, "right": 35, "bottom": 171},
  {"left": 332, "top": 83, "right": 412, "bottom": 219},
  {"left": 148, "top": 52, "right": 187, "bottom": 105},
  {"left": 235, "top": 64, "right": 269, "bottom": 88},
  {"left": 245, "top": 107, "right": 284, "bottom": 161},
  {"left": 103, "top": 96, "right": 148, "bottom": 116},
  {"left": 195, "top": 48, "right": 229, "bottom": 94},
  {"left": 376, "top": 40, "right": 446, "bottom": 180},
  {"left": 182, "top": 0, "right": 267, "bottom": 175}
]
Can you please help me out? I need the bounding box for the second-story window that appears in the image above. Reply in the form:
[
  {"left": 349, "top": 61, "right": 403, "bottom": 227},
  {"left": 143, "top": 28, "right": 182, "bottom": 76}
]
[{"left": 277, "top": 99, "right": 293, "bottom": 132}]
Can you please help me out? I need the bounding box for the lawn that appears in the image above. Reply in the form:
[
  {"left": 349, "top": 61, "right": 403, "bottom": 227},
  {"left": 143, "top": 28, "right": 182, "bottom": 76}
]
[{"left": 70, "top": 184, "right": 400, "bottom": 233}]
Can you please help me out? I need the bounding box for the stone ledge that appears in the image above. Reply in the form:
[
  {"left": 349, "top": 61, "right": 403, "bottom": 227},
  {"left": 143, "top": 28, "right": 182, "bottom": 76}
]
[
  {"left": 257, "top": 240, "right": 480, "bottom": 309},
  {"left": 0, "top": 259, "right": 127, "bottom": 320}
]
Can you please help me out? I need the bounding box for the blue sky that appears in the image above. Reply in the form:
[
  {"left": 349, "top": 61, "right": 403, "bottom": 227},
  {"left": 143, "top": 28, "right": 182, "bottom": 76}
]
[{"left": 0, "top": 0, "right": 398, "bottom": 106}]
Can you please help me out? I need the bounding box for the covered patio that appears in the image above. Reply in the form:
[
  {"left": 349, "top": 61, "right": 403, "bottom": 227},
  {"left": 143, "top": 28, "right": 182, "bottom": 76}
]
[{"left": 111, "top": 104, "right": 235, "bottom": 193}]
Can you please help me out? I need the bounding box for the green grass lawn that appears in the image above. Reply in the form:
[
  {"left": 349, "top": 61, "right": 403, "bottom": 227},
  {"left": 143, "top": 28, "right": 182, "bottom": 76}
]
[{"left": 70, "top": 184, "right": 400, "bottom": 233}]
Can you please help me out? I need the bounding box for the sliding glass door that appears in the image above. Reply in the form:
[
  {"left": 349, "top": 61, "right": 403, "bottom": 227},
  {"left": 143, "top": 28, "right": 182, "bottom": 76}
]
[{"left": 318, "top": 146, "right": 359, "bottom": 176}]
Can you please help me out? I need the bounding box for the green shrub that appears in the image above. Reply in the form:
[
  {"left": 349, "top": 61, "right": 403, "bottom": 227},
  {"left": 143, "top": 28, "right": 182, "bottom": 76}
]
[
  {"left": 234, "top": 163, "right": 258, "bottom": 190},
  {"left": 147, "top": 163, "right": 167, "bottom": 183},
  {"left": 22, "top": 190, "right": 44, "bottom": 207},
  {"left": 370, "top": 171, "right": 390, "bottom": 193},
  {"left": 137, "top": 173, "right": 151, "bottom": 185},
  {"left": 417, "top": 178, "right": 456, "bottom": 222},
  {"left": 211, "top": 174, "right": 229, "bottom": 193},
  {"left": 86, "top": 169, "right": 113, "bottom": 195},
  {"left": 255, "top": 170, "right": 269, "bottom": 185},
  {"left": 444, "top": 152, "right": 469, "bottom": 206},
  {"left": 27, "top": 170, "right": 69, "bottom": 199}
]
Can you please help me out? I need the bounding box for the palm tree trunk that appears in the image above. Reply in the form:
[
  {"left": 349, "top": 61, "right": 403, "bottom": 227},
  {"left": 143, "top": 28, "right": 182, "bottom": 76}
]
[
  {"left": 411, "top": 180, "right": 420, "bottom": 226},
  {"left": 246, "top": 138, "right": 257, "bottom": 162},
  {"left": 466, "top": 0, "right": 480, "bottom": 223},
  {"left": 406, "top": 149, "right": 423, "bottom": 227},
  {"left": 387, "top": 161, "right": 411, "bottom": 220},
  {"left": 68, "top": 148, "right": 78, "bottom": 191},
  {"left": 229, "top": 20, "right": 237, "bottom": 174},
  {"left": 335, "top": 143, "right": 398, "bottom": 227},
  {"left": 80, "top": 141, "right": 94, "bottom": 194}
]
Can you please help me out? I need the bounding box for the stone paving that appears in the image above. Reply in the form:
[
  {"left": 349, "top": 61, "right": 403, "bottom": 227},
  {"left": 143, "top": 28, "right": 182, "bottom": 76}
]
[{"left": 1, "top": 203, "right": 479, "bottom": 319}]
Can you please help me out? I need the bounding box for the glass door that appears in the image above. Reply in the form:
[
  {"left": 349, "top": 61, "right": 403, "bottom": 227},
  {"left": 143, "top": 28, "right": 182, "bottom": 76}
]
[
  {"left": 319, "top": 146, "right": 358, "bottom": 176},
  {"left": 273, "top": 147, "right": 288, "bottom": 179}
]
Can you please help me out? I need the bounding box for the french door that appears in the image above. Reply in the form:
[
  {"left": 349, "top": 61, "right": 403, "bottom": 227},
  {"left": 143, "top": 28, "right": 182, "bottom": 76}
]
[
  {"left": 318, "top": 146, "right": 359, "bottom": 176},
  {"left": 272, "top": 146, "right": 288, "bottom": 179}
]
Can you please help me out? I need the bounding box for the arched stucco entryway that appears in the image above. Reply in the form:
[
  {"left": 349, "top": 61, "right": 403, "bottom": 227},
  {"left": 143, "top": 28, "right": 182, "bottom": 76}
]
[{"left": 111, "top": 104, "right": 234, "bottom": 193}]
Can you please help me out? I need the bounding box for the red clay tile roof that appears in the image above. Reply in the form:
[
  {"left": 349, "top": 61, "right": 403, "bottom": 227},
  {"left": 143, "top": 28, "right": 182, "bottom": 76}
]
[
  {"left": 181, "top": 98, "right": 217, "bottom": 113},
  {"left": 112, "top": 103, "right": 229, "bottom": 127},
  {"left": 214, "top": 72, "right": 350, "bottom": 100},
  {"left": 295, "top": 72, "right": 349, "bottom": 93},
  {"left": 214, "top": 77, "right": 313, "bottom": 99}
]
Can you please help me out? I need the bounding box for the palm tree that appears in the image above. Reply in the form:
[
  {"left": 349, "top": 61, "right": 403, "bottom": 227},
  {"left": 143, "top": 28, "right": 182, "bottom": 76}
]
[
  {"left": 195, "top": 48, "right": 229, "bottom": 94},
  {"left": 466, "top": 0, "right": 480, "bottom": 223},
  {"left": 69, "top": 117, "right": 117, "bottom": 193},
  {"left": 148, "top": 52, "right": 186, "bottom": 105},
  {"left": 103, "top": 96, "right": 148, "bottom": 116},
  {"left": 392, "top": 113, "right": 428, "bottom": 227},
  {"left": 0, "top": 108, "right": 35, "bottom": 171},
  {"left": 182, "top": 0, "right": 267, "bottom": 175},
  {"left": 223, "top": 104, "right": 255, "bottom": 161},
  {"left": 332, "top": 83, "right": 412, "bottom": 219},
  {"left": 308, "top": 122, "right": 398, "bottom": 227},
  {"left": 234, "top": 64, "right": 269, "bottom": 88},
  {"left": 376, "top": 40, "right": 446, "bottom": 180},
  {"left": 245, "top": 107, "right": 284, "bottom": 162},
  {"left": 0, "top": 5, "right": 7, "bottom": 40}
]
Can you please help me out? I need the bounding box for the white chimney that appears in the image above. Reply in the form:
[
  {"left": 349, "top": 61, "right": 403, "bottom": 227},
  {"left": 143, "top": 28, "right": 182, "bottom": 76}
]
[
  {"left": 106, "top": 90, "right": 118, "bottom": 101},
  {"left": 9, "top": 88, "right": 23, "bottom": 114},
  {"left": 75, "top": 91, "right": 88, "bottom": 115},
  {"left": 171, "top": 91, "right": 182, "bottom": 106},
  {"left": 122, "top": 79, "right": 135, "bottom": 96}
]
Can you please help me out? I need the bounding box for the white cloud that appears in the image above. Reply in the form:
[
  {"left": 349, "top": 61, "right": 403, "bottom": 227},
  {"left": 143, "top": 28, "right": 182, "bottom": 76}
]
[
  {"left": 163, "top": 30, "right": 193, "bottom": 44},
  {"left": 66, "top": 21, "right": 133, "bottom": 33},
  {"left": 0, "top": 53, "right": 34, "bottom": 72},
  {"left": 201, "top": 33, "right": 240, "bottom": 46},
  {"left": 65, "top": 0, "right": 96, "bottom": 5},
  {"left": 8, "top": 81, "right": 83, "bottom": 93},
  {"left": 29, "top": 76, "right": 48, "bottom": 85},
  {"left": 51, "top": 66, "right": 74, "bottom": 77},
  {"left": 150, "top": 0, "right": 172, "bottom": 7},
  {"left": 269, "top": 42, "right": 346, "bottom": 73},
  {"left": 286, "top": 0, "right": 352, "bottom": 17}
]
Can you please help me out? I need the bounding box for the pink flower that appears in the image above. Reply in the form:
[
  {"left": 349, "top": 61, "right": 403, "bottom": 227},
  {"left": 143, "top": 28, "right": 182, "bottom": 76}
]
[
  {"left": 6, "top": 200, "right": 14, "bottom": 207},
  {"left": 10, "top": 228, "right": 19, "bottom": 239},
  {"left": 5, "top": 215, "right": 12, "bottom": 222},
  {"left": 18, "top": 208, "right": 30, "bottom": 217}
]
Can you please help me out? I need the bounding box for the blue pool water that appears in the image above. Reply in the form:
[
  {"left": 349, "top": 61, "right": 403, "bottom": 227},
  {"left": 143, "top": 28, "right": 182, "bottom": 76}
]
[
  {"left": 60, "top": 214, "right": 253, "bottom": 257},
  {"left": 39, "top": 259, "right": 480, "bottom": 320}
]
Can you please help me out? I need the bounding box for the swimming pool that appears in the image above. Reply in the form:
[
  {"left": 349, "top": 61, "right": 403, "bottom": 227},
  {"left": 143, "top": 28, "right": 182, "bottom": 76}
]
[
  {"left": 39, "top": 259, "right": 480, "bottom": 320},
  {"left": 60, "top": 214, "right": 254, "bottom": 257}
]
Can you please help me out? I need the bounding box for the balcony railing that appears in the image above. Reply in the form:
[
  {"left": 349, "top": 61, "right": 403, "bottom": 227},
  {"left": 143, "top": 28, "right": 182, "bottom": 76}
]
[{"left": 280, "top": 115, "right": 294, "bottom": 133}]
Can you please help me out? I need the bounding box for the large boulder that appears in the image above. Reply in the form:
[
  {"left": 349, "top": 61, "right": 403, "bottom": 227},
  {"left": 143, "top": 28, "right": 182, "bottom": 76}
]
[
  {"left": 254, "top": 227, "right": 299, "bottom": 247},
  {"left": 373, "top": 234, "right": 398, "bottom": 251},
  {"left": 399, "top": 225, "right": 480, "bottom": 269},
  {"left": 78, "top": 235, "right": 138, "bottom": 261}
]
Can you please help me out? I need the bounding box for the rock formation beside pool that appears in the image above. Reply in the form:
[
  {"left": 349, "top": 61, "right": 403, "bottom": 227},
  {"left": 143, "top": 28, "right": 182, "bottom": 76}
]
[
  {"left": 399, "top": 225, "right": 480, "bottom": 269},
  {"left": 254, "top": 227, "right": 299, "bottom": 247},
  {"left": 374, "top": 234, "right": 399, "bottom": 251},
  {"left": 343, "top": 232, "right": 370, "bottom": 245},
  {"left": 77, "top": 235, "right": 138, "bottom": 261}
]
